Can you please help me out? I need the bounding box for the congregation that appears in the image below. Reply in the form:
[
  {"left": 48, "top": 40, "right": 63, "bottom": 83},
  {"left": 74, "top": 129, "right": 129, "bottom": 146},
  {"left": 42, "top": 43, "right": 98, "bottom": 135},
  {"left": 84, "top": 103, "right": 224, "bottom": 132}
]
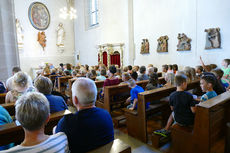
[{"left": 0, "top": 57, "right": 229, "bottom": 153}]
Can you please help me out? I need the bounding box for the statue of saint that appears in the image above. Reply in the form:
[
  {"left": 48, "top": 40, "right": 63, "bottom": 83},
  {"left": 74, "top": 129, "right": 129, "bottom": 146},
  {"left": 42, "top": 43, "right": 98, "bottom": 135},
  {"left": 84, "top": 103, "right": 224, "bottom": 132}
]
[
  {"left": 38, "top": 32, "right": 46, "bottom": 50},
  {"left": 56, "top": 23, "right": 65, "bottom": 48},
  {"left": 15, "top": 19, "right": 24, "bottom": 49}
]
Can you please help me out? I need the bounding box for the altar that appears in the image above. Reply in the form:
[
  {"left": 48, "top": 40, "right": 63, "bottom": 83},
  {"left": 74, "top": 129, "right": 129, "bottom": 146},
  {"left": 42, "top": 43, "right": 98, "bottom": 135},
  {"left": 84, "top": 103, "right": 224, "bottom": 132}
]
[{"left": 97, "top": 43, "right": 124, "bottom": 68}]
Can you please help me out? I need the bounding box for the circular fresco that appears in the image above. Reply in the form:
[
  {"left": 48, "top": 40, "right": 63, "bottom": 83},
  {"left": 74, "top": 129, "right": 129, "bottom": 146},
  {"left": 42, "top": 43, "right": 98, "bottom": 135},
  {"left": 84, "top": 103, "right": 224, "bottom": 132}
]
[{"left": 28, "top": 2, "right": 50, "bottom": 30}]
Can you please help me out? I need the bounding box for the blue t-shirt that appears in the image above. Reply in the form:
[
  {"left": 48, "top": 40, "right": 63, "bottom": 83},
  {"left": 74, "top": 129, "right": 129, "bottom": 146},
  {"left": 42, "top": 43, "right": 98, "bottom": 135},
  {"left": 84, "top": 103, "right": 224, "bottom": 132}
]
[
  {"left": 130, "top": 85, "right": 149, "bottom": 109},
  {"left": 55, "top": 107, "right": 114, "bottom": 153},
  {"left": 201, "top": 91, "right": 217, "bottom": 102},
  {"left": 45, "top": 94, "right": 68, "bottom": 113},
  {"left": 0, "top": 106, "right": 13, "bottom": 150}
]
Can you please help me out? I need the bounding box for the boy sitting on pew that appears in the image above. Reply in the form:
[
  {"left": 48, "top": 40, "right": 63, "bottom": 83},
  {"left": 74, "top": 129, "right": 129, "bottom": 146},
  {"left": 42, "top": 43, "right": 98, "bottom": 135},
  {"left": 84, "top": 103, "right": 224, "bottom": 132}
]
[
  {"left": 154, "top": 74, "right": 196, "bottom": 137},
  {"left": 126, "top": 79, "right": 149, "bottom": 110},
  {"left": 199, "top": 75, "right": 217, "bottom": 102}
]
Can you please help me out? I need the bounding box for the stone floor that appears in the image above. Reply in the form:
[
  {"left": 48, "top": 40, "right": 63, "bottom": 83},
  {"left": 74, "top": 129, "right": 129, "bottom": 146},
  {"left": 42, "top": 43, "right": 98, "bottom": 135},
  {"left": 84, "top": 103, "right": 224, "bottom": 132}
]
[{"left": 114, "top": 129, "right": 161, "bottom": 153}]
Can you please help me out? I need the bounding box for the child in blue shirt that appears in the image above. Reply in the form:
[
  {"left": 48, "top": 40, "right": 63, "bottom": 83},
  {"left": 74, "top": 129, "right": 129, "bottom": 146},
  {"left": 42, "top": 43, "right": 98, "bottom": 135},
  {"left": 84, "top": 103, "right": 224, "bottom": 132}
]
[
  {"left": 126, "top": 79, "right": 148, "bottom": 110},
  {"left": 200, "top": 75, "right": 217, "bottom": 102}
]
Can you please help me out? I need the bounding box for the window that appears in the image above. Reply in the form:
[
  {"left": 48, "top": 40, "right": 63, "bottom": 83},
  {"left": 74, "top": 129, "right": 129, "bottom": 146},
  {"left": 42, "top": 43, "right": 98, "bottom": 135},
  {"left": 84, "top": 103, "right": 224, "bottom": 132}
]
[{"left": 89, "top": 0, "right": 99, "bottom": 27}]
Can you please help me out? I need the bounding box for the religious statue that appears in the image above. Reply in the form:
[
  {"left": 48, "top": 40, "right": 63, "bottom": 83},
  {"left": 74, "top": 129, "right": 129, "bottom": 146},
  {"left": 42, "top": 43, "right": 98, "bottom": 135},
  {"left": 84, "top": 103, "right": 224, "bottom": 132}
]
[
  {"left": 140, "top": 39, "right": 149, "bottom": 54},
  {"left": 15, "top": 19, "right": 24, "bottom": 49},
  {"left": 205, "top": 28, "right": 221, "bottom": 49},
  {"left": 37, "top": 31, "right": 46, "bottom": 50},
  {"left": 56, "top": 23, "right": 65, "bottom": 52},
  {"left": 177, "top": 33, "right": 191, "bottom": 51},
  {"left": 157, "top": 36, "right": 169, "bottom": 52}
]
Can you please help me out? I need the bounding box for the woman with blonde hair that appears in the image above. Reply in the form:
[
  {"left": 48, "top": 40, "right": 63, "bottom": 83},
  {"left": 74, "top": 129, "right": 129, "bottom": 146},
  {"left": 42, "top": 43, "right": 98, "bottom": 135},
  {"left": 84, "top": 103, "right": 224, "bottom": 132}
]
[{"left": 5, "top": 72, "right": 35, "bottom": 103}]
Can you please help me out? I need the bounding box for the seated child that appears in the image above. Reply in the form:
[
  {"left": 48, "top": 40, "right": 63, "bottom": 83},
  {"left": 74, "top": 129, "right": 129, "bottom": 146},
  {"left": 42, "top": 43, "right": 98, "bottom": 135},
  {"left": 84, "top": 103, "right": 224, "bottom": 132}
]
[
  {"left": 131, "top": 71, "right": 138, "bottom": 81},
  {"left": 200, "top": 75, "right": 217, "bottom": 102},
  {"left": 212, "top": 69, "right": 228, "bottom": 89},
  {"left": 195, "top": 65, "right": 203, "bottom": 78},
  {"left": 154, "top": 74, "right": 196, "bottom": 137},
  {"left": 126, "top": 79, "right": 149, "bottom": 110},
  {"left": 221, "top": 59, "right": 230, "bottom": 86},
  {"left": 96, "top": 69, "right": 107, "bottom": 81},
  {"left": 172, "top": 64, "right": 178, "bottom": 74}
]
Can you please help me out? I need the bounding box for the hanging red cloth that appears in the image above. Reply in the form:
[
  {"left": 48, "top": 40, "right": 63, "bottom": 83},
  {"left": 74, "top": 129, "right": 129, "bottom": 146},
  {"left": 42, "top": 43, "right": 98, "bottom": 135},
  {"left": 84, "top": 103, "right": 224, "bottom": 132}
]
[
  {"left": 103, "top": 52, "right": 107, "bottom": 66},
  {"left": 110, "top": 53, "right": 120, "bottom": 67}
]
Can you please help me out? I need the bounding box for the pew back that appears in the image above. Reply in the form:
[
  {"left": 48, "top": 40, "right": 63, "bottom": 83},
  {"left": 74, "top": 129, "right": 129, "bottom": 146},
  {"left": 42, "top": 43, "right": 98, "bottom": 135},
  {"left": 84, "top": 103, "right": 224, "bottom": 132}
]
[
  {"left": 171, "top": 91, "right": 230, "bottom": 153},
  {"left": 0, "top": 93, "right": 6, "bottom": 104},
  {"left": 125, "top": 80, "right": 200, "bottom": 143},
  {"left": 0, "top": 110, "right": 71, "bottom": 146}
]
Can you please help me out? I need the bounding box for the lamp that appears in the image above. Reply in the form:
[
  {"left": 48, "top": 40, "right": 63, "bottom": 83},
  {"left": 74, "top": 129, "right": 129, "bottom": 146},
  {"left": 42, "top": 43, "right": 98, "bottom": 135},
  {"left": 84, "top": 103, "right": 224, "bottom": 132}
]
[{"left": 59, "top": 0, "right": 77, "bottom": 20}]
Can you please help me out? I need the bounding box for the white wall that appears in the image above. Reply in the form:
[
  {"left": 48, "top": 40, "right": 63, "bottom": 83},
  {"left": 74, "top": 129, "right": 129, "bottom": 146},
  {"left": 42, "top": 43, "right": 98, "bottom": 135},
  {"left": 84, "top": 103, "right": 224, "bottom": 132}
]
[
  {"left": 74, "top": 0, "right": 130, "bottom": 66},
  {"left": 14, "top": 0, "right": 75, "bottom": 76},
  {"left": 133, "top": 0, "right": 230, "bottom": 70}
]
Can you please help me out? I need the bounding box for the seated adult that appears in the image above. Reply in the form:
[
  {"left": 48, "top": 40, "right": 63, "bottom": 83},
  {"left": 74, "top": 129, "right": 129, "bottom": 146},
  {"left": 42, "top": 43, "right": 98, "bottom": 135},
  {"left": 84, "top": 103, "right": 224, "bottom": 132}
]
[
  {"left": 137, "top": 66, "right": 149, "bottom": 81},
  {"left": 55, "top": 78, "right": 114, "bottom": 152},
  {"left": 120, "top": 72, "right": 131, "bottom": 85},
  {"left": 5, "top": 72, "right": 35, "bottom": 103},
  {"left": 3, "top": 92, "right": 69, "bottom": 152},
  {"left": 34, "top": 76, "right": 68, "bottom": 113},
  {"left": 146, "top": 72, "right": 159, "bottom": 90},
  {"left": 6, "top": 67, "right": 33, "bottom": 91},
  {"left": 131, "top": 71, "right": 138, "bottom": 81},
  {"left": 103, "top": 65, "right": 120, "bottom": 87},
  {"left": 0, "top": 106, "right": 13, "bottom": 150}
]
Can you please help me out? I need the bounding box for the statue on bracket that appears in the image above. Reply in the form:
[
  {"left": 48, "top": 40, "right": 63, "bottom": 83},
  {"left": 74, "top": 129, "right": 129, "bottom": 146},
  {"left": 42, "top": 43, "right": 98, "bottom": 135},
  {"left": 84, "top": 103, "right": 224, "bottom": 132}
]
[
  {"left": 140, "top": 39, "right": 149, "bottom": 54},
  {"left": 177, "top": 33, "right": 191, "bottom": 51},
  {"left": 56, "top": 23, "right": 65, "bottom": 53},
  {"left": 205, "top": 27, "right": 221, "bottom": 49},
  {"left": 37, "top": 31, "right": 46, "bottom": 50},
  {"left": 15, "top": 19, "right": 24, "bottom": 49},
  {"left": 157, "top": 36, "right": 169, "bottom": 52}
]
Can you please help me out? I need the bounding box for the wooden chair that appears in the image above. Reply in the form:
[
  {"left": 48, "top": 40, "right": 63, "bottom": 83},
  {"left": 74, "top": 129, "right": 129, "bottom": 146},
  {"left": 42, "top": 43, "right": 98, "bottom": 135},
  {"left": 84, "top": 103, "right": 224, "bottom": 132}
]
[
  {"left": 0, "top": 93, "right": 6, "bottom": 104},
  {"left": 171, "top": 91, "right": 230, "bottom": 153},
  {"left": 88, "top": 139, "right": 131, "bottom": 153},
  {"left": 124, "top": 80, "right": 200, "bottom": 143},
  {"left": 0, "top": 110, "right": 71, "bottom": 146}
]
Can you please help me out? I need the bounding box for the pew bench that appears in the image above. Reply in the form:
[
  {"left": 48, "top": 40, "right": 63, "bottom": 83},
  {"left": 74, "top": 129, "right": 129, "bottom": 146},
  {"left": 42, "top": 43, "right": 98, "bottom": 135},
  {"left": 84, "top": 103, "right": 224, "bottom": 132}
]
[
  {"left": 0, "top": 93, "right": 6, "bottom": 104},
  {"left": 96, "top": 80, "right": 148, "bottom": 114},
  {"left": 124, "top": 80, "right": 201, "bottom": 144},
  {"left": 1, "top": 103, "right": 15, "bottom": 116},
  {"left": 0, "top": 110, "right": 71, "bottom": 146},
  {"left": 171, "top": 91, "right": 230, "bottom": 153},
  {"left": 88, "top": 139, "right": 131, "bottom": 153}
]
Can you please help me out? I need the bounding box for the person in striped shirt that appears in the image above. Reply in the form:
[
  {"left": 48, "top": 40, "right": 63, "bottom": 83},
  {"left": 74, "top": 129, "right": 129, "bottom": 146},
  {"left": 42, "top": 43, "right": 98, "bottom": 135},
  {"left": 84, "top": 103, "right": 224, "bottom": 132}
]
[{"left": 1, "top": 92, "right": 69, "bottom": 153}]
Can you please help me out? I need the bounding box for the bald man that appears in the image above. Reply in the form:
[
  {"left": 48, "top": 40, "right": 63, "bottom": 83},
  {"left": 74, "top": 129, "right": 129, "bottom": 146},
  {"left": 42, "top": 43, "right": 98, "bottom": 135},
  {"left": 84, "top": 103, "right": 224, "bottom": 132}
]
[{"left": 55, "top": 78, "right": 114, "bottom": 152}]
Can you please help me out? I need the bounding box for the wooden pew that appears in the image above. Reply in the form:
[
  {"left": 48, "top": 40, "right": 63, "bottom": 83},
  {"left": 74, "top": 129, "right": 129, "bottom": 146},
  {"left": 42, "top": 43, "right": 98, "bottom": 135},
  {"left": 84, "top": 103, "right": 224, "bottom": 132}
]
[
  {"left": 57, "top": 76, "right": 73, "bottom": 94},
  {"left": 49, "top": 74, "right": 59, "bottom": 85},
  {"left": 124, "top": 80, "right": 200, "bottom": 143},
  {"left": 0, "top": 110, "right": 71, "bottom": 146},
  {"left": 88, "top": 139, "right": 131, "bottom": 153},
  {"left": 0, "top": 93, "right": 6, "bottom": 104},
  {"left": 226, "top": 122, "right": 230, "bottom": 153},
  {"left": 97, "top": 80, "right": 149, "bottom": 114},
  {"left": 171, "top": 91, "right": 230, "bottom": 153},
  {"left": 158, "top": 77, "right": 166, "bottom": 85}
]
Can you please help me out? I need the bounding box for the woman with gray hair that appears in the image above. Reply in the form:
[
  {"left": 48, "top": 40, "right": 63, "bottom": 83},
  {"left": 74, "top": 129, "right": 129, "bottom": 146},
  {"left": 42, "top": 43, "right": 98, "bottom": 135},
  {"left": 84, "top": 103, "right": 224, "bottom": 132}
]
[
  {"left": 5, "top": 72, "right": 35, "bottom": 103},
  {"left": 3, "top": 92, "right": 69, "bottom": 153},
  {"left": 34, "top": 76, "right": 68, "bottom": 113}
]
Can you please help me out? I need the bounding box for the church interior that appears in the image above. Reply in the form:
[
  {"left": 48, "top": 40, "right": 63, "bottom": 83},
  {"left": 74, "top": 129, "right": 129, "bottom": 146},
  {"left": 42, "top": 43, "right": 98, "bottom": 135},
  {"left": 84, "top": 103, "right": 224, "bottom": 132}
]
[{"left": 0, "top": 0, "right": 230, "bottom": 152}]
